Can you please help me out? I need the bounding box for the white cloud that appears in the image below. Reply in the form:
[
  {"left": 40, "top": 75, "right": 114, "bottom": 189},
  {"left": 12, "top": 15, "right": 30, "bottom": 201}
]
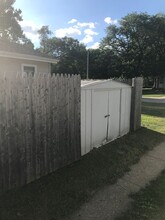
[
  {"left": 89, "top": 42, "right": 100, "bottom": 49},
  {"left": 72, "top": 25, "right": 79, "bottom": 29},
  {"left": 81, "top": 35, "right": 93, "bottom": 44},
  {"left": 20, "top": 20, "right": 41, "bottom": 34},
  {"left": 55, "top": 27, "right": 81, "bottom": 38},
  {"left": 84, "top": 29, "right": 98, "bottom": 36},
  {"left": 104, "top": 17, "right": 118, "bottom": 25},
  {"left": 68, "top": 19, "right": 77, "bottom": 24},
  {"left": 19, "top": 20, "right": 42, "bottom": 45},
  {"left": 24, "top": 32, "right": 40, "bottom": 44},
  {"left": 77, "top": 22, "right": 95, "bottom": 29},
  {"left": 20, "top": 19, "right": 99, "bottom": 47}
]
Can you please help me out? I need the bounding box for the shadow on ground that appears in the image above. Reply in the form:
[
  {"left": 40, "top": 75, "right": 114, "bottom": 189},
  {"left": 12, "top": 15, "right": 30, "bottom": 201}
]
[
  {"left": 142, "top": 102, "right": 165, "bottom": 117},
  {"left": 116, "top": 169, "right": 165, "bottom": 220},
  {"left": 0, "top": 128, "right": 165, "bottom": 220}
]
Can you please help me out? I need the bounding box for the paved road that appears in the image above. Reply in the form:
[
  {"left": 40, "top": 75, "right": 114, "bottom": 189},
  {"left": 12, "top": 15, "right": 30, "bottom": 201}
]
[
  {"left": 68, "top": 141, "right": 165, "bottom": 220},
  {"left": 142, "top": 97, "right": 165, "bottom": 103}
]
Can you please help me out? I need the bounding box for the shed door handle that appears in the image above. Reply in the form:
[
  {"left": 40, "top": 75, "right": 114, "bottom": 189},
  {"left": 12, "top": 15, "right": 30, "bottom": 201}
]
[{"left": 105, "top": 114, "right": 110, "bottom": 118}]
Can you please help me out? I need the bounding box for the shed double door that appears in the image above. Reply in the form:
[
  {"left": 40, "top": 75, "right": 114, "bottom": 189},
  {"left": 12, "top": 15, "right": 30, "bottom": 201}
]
[{"left": 92, "top": 89, "right": 120, "bottom": 148}]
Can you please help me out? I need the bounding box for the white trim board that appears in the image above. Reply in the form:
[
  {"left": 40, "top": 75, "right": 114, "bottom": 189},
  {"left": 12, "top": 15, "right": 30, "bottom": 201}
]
[{"left": 0, "top": 51, "right": 57, "bottom": 64}]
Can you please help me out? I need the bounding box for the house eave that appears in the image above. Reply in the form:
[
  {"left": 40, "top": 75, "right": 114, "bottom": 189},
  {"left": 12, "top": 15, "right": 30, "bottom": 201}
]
[{"left": 0, "top": 51, "right": 57, "bottom": 64}]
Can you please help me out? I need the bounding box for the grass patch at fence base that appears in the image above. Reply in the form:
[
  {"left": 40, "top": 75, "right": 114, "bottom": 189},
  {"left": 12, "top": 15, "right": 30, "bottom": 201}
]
[
  {"left": 141, "top": 102, "right": 165, "bottom": 134},
  {"left": 116, "top": 170, "right": 165, "bottom": 220},
  {"left": 142, "top": 115, "right": 165, "bottom": 134},
  {"left": 0, "top": 128, "right": 164, "bottom": 220}
]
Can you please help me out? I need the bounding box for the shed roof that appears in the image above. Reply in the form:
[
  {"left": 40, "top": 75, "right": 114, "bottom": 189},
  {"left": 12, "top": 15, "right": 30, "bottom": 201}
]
[
  {"left": 81, "top": 79, "right": 108, "bottom": 87},
  {"left": 81, "top": 79, "right": 131, "bottom": 89},
  {"left": 0, "top": 40, "right": 57, "bottom": 63}
]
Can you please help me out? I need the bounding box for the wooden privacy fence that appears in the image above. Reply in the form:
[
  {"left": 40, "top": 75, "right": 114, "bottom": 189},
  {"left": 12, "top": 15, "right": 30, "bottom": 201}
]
[{"left": 0, "top": 73, "right": 81, "bottom": 194}]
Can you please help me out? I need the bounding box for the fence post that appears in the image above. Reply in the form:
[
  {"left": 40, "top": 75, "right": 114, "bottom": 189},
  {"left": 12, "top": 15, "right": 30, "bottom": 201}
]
[{"left": 130, "top": 77, "right": 143, "bottom": 131}]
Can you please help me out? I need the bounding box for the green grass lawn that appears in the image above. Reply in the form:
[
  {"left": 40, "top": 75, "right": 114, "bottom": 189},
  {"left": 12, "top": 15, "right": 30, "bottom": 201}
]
[
  {"left": 142, "top": 115, "right": 165, "bottom": 134},
  {"left": 142, "top": 94, "right": 165, "bottom": 98},
  {"left": 0, "top": 128, "right": 164, "bottom": 220},
  {"left": 116, "top": 102, "right": 165, "bottom": 220},
  {"left": 141, "top": 102, "right": 165, "bottom": 134}
]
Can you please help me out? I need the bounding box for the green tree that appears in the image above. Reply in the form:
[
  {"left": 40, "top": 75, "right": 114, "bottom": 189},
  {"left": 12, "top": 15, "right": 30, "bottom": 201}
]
[
  {"left": 0, "top": 0, "right": 27, "bottom": 42},
  {"left": 52, "top": 37, "right": 87, "bottom": 77},
  {"left": 21, "top": 36, "right": 34, "bottom": 49},
  {"left": 37, "top": 32, "right": 87, "bottom": 77},
  {"left": 101, "top": 13, "right": 165, "bottom": 81},
  {"left": 37, "top": 25, "right": 52, "bottom": 53},
  {"left": 87, "top": 48, "right": 122, "bottom": 79}
]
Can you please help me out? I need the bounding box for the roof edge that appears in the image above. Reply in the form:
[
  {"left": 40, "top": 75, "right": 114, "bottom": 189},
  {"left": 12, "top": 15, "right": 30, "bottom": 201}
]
[
  {"left": 81, "top": 79, "right": 112, "bottom": 88},
  {"left": 0, "top": 51, "right": 57, "bottom": 64},
  {"left": 81, "top": 79, "right": 131, "bottom": 89}
]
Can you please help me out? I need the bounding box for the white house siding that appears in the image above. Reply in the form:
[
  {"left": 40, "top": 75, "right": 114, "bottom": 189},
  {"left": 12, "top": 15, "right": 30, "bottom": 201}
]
[
  {"left": 81, "top": 80, "right": 132, "bottom": 156},
  {"left": 0, "top": 57, "right": 51, "bottom": 78}
]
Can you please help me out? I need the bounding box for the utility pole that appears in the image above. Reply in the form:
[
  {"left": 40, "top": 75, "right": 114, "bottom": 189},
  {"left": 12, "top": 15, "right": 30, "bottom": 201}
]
[{"left": 86, "top": 49, "right": 89, "bottom": 79}]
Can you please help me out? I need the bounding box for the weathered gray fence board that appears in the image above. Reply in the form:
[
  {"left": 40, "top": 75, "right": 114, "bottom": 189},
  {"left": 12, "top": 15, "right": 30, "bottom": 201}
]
[{"left": 0, "top": 73, "right": 81, "bottom": 194}]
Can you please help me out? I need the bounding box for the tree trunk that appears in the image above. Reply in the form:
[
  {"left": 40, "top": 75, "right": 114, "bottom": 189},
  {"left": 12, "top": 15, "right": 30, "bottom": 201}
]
[{"left": 153, "top": 77, "right": 160, "bottom": 89}]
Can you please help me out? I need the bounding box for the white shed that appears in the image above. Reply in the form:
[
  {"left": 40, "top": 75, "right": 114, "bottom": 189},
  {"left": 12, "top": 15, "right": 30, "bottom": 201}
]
[{"left": 81, "top": 79, "right": 132, "bottom": 155}]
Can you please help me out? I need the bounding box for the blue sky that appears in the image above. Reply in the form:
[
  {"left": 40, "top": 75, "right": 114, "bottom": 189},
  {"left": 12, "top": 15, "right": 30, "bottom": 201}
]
[{"left": 14, "top": 0, "right": 165, "bottom": 48}]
